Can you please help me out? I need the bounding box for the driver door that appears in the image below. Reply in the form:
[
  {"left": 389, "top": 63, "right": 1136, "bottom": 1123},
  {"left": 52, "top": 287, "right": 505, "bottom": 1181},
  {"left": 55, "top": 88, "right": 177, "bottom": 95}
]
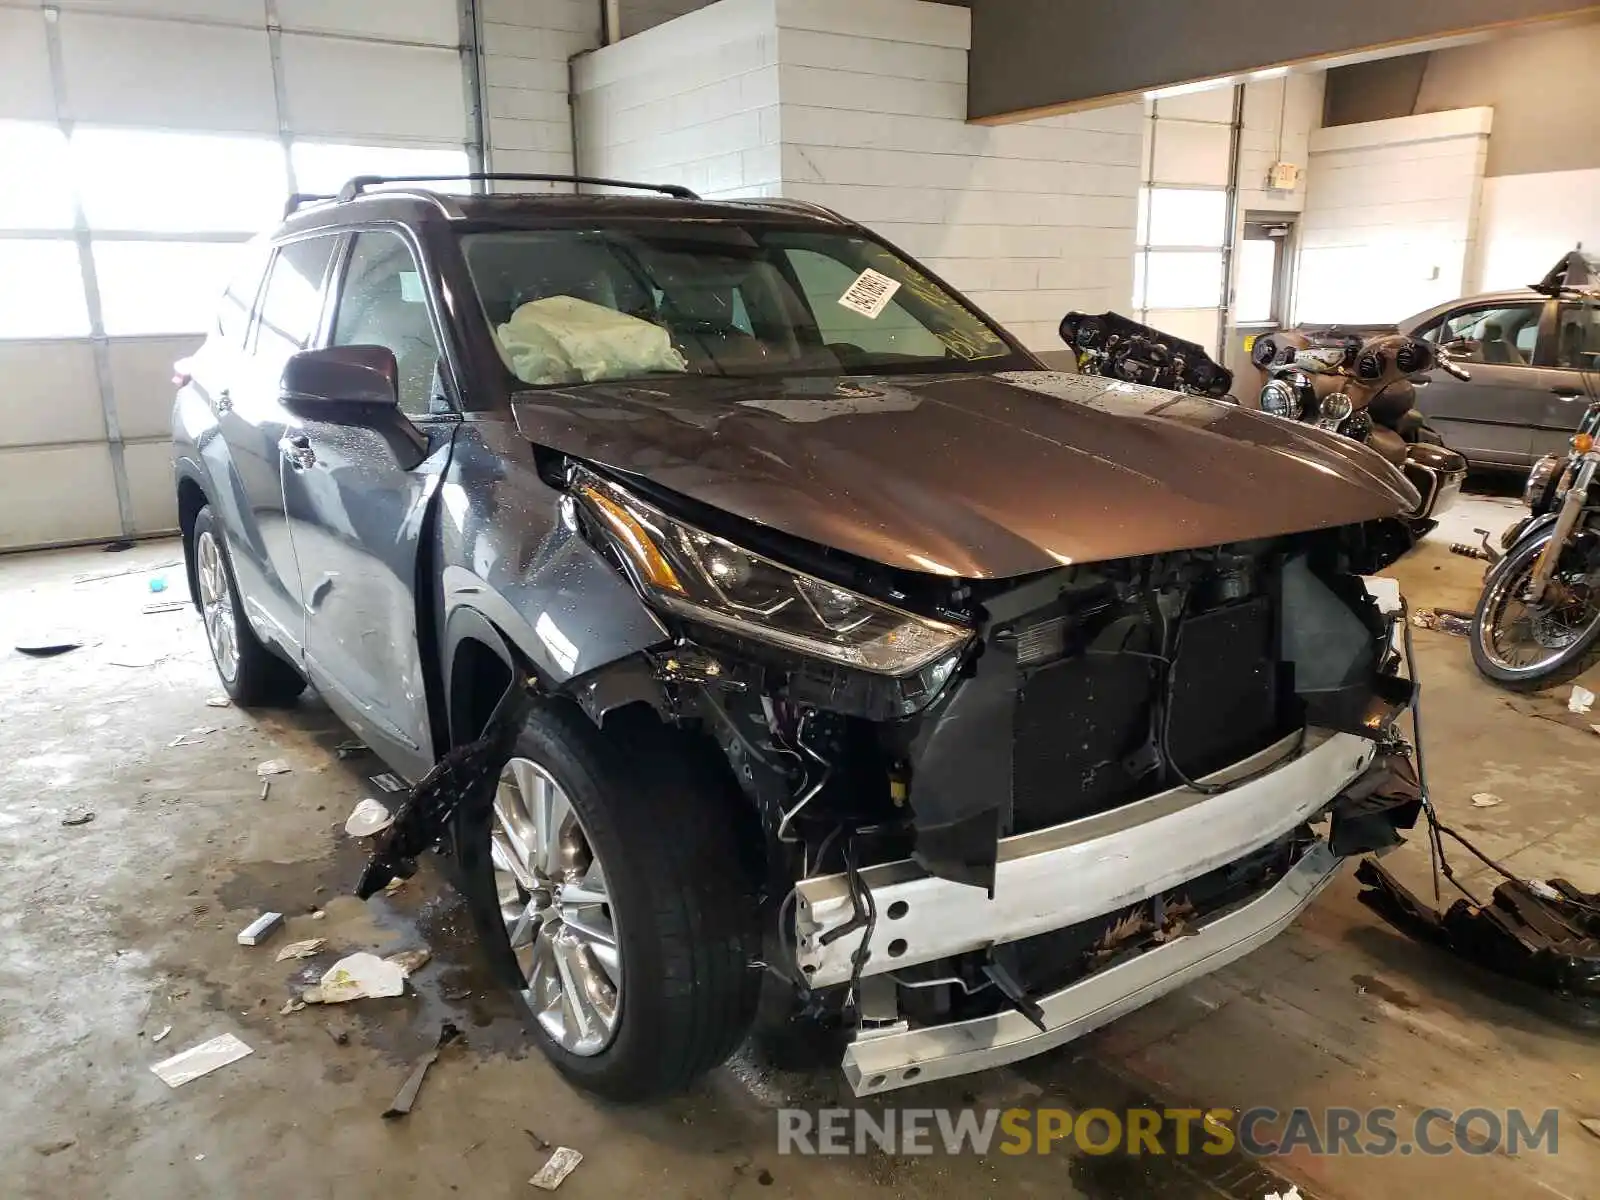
[
  {"left": 1415, "top": 300, "right": 1548, "bottom": 466},
  {"left": 281, "top": 230, "right": 460, "bottom": 782}
]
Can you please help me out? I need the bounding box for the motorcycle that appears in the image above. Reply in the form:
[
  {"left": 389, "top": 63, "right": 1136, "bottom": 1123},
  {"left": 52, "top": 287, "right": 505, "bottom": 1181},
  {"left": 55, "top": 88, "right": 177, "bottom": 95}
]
[
  {"left": 1470, "top": 393, "right": 1600, "bottom": 689},
  {"left": 1247, "top": 328, "right": 1470, "bottom": 534}
]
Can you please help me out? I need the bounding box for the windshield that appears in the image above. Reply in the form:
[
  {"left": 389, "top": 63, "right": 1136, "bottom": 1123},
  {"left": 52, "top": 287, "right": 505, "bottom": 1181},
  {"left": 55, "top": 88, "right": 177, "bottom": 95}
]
[{"left": 459, "top": 224, "right": 1025, "bottom": 387}]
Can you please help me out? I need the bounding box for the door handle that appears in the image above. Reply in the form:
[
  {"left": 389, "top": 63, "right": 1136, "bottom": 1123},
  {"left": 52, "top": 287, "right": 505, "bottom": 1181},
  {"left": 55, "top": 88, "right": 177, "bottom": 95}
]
[
  {"left": 214, "top": 389, "right": 232, "bottom": 414},
  {"left": 279, "top": 433, "right": 316, "bottom": 470},
  {"left": 1552, "top": 385, "right": 1585, "bottom": 399}
]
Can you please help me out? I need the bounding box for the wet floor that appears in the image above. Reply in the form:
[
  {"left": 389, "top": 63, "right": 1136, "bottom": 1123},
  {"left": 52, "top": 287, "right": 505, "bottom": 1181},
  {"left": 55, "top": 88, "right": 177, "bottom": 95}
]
[{"left": 2, "top": 504, "right": 1597, "bottom": 1200}]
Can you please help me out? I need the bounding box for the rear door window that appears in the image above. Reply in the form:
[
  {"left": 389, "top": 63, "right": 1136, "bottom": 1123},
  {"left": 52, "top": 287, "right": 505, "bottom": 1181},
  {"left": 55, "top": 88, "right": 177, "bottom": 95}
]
[{"left": 216, "top": 238, "right": 272, "bottom": 348}]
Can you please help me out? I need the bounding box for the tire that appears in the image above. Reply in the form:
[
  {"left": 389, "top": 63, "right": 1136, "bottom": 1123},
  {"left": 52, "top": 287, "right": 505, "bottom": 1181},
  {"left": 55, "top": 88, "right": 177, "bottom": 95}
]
[
  {"left": 191, "top": 505, "right": 306, "bottom": 706},
  {"left": 1471, "top": 530, "right": 1600, "bottom": 691},
  {"left": 455, "top": 700, "right": 762, "bottom": 1100}
]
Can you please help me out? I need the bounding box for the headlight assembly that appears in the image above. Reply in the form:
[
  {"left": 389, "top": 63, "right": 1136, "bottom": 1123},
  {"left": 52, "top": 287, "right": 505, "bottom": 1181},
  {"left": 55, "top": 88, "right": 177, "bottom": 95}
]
[{"left": 575, "top": 474, "right": 972, "bottom": 676}]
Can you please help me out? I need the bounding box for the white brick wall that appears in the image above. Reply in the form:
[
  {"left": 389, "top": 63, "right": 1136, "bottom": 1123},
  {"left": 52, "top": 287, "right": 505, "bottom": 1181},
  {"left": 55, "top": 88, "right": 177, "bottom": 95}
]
[
  {"left": 1297, "top": 108, "right": 1492, "bottom": 323},
  {"left": 1238, "top": 72, "right": 1324, "bottom": 216},
  {"left": 775, "top": 0, "right": 1139, "bottom": 353},
  {"left": 480, "top": 0, "right": 601, "bottom": 185},
  {"left": 573, "top": 0, "right": 1141, "bottom": 352},
  {"left": 573, "top": 0, "right": 781, "bottom": 198}
]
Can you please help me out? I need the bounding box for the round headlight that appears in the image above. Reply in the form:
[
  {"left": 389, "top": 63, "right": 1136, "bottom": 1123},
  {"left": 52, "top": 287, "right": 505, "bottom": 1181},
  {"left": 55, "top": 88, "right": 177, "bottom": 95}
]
[
  {"left": 1259, "top": 378, "right": 1296, "bottom": 417},
  {"left": 1319, "top": 392, "right": 1354, "bottom": 427}
]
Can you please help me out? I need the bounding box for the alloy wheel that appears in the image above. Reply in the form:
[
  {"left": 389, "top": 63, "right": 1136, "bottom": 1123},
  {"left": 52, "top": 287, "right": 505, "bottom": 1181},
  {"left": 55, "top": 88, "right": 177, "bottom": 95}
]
[
  {"left": 491, "top": 757, "right": 621, "bottom": 1056},
  {"left": 195, "top": 529, "right": 239, "bottom": 683}
]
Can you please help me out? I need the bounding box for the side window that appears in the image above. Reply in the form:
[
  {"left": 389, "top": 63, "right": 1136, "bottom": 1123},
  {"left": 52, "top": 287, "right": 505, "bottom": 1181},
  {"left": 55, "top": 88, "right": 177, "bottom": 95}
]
[
  {"left": 783, "top": 247, "right": 947, "bottom": 359},
  {"left": 1435, "top": 302, "right": 1542, "bottom": 367},
  {"left": 331, "top": 232, "right": 448, "bottom": 416},
  {"left": 1553, "top": 302, "right": 1600, "bottom": 372},
  {"left": 216, "top": 238, "right": 272, "bottom": 348},
  {"left": 253, "top": 236, "right": 338, "bottom": 371}
]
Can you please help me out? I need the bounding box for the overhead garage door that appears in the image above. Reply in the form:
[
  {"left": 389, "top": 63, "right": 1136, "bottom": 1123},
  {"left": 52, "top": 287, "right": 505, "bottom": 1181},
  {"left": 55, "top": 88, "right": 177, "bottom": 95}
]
[{"left": 0, "top": 0, "right": 475, "bottom": 551}]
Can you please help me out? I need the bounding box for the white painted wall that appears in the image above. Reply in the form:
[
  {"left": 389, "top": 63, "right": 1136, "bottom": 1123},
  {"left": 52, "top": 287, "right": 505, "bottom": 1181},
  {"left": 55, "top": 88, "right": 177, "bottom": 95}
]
[
  {"left": 1296, "top": 108, "right": 1492, "bottom": 324},
  {"left": 1474, "top": 169, "right": 1600, "bottom": 292},
  {"left": 574, "top": 0, "right": 1140, "bottom": 355},
  {"left": 572, "top": 0, "right": 780, "bottom": 199},
  {"left": 1238, "top": 72, "right": 1324, "bottom": 218},
  {"left": 777, "top": 0, "right": 1139, "bottom": 353},
  {"left": 480, "top": 0, "right": 601, "bottom": 184}
]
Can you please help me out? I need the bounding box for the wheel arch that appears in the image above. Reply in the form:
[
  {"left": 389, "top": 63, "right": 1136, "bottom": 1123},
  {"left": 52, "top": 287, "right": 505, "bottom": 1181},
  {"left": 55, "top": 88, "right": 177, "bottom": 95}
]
[{"left": 175, "top": 466, "right": 211, "bottom": 608}]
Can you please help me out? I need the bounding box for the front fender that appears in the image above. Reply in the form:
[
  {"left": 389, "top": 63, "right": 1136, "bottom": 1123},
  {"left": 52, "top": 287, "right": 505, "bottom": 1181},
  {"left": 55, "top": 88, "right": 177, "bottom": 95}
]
[{"left": 436, "top": 420, "right": 671, "bottom": 697}]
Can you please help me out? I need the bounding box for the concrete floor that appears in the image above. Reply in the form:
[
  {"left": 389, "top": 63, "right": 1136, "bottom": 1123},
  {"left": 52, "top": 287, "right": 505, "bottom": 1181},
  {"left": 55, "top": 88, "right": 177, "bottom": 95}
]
[{"left": 2, "top": 491, "right": 1598, "bottom": 1200}]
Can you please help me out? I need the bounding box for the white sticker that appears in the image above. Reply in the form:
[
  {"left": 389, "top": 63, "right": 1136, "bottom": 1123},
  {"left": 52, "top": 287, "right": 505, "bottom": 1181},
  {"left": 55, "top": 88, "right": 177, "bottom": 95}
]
[{"left": 837, "top": 268, "right": 901, "bottom": 319}]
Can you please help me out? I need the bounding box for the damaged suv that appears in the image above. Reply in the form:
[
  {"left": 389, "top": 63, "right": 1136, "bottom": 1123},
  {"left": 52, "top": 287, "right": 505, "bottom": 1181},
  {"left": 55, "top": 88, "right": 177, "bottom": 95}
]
[{"left": 173, "top": 174, "right": 1426, "bottom": 1100}]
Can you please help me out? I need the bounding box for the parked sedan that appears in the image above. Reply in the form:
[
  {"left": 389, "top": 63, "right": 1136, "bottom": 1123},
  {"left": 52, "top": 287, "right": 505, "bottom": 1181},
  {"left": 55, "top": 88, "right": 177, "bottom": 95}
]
[
  {"left": 174, "top": 174, "right": 1428, "bottom": 1101},
  {"left": 1403, "top": 274, "right": 1599, "bottom": 468}
]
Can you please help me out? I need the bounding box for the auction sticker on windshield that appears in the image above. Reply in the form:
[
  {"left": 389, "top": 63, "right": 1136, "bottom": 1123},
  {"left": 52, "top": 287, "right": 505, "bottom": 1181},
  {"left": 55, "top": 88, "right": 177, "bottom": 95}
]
[{"left": 837, "top": 268, "right": 902, "bottom": 318}]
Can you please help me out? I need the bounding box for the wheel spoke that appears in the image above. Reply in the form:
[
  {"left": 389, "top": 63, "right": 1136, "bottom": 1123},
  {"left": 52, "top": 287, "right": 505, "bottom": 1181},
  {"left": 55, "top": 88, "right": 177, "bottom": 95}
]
[{"left": 497, "top": 756, "right": 622, "bottom": 1056}]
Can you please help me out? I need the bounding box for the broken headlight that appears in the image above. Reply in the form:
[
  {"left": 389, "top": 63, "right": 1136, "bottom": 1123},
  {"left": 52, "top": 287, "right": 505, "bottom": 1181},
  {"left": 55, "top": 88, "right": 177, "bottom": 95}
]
[{"left": 576, "top": 474, "right": 971, "bottom": 675}]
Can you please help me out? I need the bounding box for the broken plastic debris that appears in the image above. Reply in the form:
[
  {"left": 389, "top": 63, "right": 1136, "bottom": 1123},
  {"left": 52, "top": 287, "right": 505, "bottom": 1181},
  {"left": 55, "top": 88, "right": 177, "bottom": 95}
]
[
  {"left": 302, "top": 952, "right": 406, "bottom": 1004},
  {"left": 1470, "top": 793, "right": 1503, "bottom": 808},
  {"left": 256, "top": 760, "right": 292, "bottom": 777},
  {"left": 236, "top": 912, "right": 284, "bottom": 946},
  {"left": 15, "top": 633, "right": 84, "bottom": 657},
  {"left": 1264, "top": 1189, "right": 1303, "bottom": 1200},
  {"left": 204, "top": 695, "right": 232, "bottom": 708},
  {"left": 1528, "top": 879, "right": 1563, "bottom": 901},
  {"left": 382, "top": 876, "right": 407, "bottom": 897},
  {"left": 168, "top": 726, "right": 217, "bottom": 748},
  {"left": 334, "top": 740, "right": 367, "bottom": 759},
  {"left": 385, "top": 948, "right": 431, "bottom": 976},
  {"left": 150, "top": 1033, "right": 253, "bottom": 1088},
  {"left": 382, "top": 1023, "right": 460, "bottom": 1119},
  {"left": 1410, "top": 608, "right": 1471, "bottom": 636},
  {"left": 60, "top": 811, "right": 95, "bottom": 827},
  {"left": 530, "top": 1147, "right": 583, "bottom": 1191},
  {"left": 148, "top": 576, "right": 168, "bottom": 593},
  {"left": 344, "top": 797, "right": 394, "bottom": 838},
  {"left": 370, "top": 771, "right": 407, "bottom": 793},
  {"left": 152, "top": 1025, "right": 172, "bottom": 1043},
  {"left": 1570, "top": 685, "right": 1596, "bottom": 714},
  {"left": 274, "top": 938, "right": 327, "bottom": 962},
  {"left": 279, "top": 998, "right": 306, "bottom": 1016},
  {"left": 143, "top": 600, "right": 186, "bottom": 614}
]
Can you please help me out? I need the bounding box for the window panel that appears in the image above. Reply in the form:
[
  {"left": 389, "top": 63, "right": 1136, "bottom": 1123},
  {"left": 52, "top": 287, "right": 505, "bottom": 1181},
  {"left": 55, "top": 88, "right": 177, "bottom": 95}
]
[
  {"left": 94, "top": 240, "right": 250, "bottom": 335},
  {"left": 290, "top": 142, "right": 470, "bottom": 196},
  {"left": 1145, "top": 188, "right": 1227, "bottom": 248},
  {"left": 0, "top": 240, "right": 90, "bottom": 337},
  {"left": 253, "top": 235, "right": 339, "bottom": 370},
  {"left": 331, "top": 232, "right": 447, "bottom": 416},
  {"left": 1555, "top": 303, "right": 1600, "bottom": 372},
  {"left": 72, "top": 129, "right": 286, "bottom": 233},
  {"left": 1233, "top": 238, "right": 1278, "bottom": 324},
  {"left": 1436, "top": 303, "right": 1542, "bottom": 366},
  {"left": 0, "top": 122, "right": 75, "bottom": 230},
  {"left": 1136, "top": 251, "right": 1223, "bottom": 311}
]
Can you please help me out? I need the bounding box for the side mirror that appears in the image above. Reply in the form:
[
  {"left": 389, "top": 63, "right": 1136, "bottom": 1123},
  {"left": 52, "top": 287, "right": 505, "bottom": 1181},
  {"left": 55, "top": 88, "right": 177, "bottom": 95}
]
[
  {"left": 1440, "top": 338, "right": 1476, "bottom": 358},
  {"left": 281, "top": 345, "right": 398, "bottom": 413}
]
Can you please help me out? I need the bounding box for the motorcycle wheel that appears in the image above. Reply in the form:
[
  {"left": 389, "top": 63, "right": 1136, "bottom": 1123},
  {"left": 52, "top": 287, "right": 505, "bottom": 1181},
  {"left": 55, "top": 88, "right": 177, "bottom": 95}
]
[{"left": 1471, "top": 530, "right": 1600, "bottom": 690}]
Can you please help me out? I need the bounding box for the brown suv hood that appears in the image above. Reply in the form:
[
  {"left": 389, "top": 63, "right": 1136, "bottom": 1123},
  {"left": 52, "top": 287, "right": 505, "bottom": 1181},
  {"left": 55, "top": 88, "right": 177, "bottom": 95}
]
[{"left": 511, "top": 370, "right": 1417, "bottom": 579}]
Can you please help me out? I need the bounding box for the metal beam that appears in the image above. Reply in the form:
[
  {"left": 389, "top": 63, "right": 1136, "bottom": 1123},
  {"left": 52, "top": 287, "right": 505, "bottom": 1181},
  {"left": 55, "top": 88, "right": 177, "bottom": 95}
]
[{"left": 969, "top": 0, "right": 1600, "bottom": 123}]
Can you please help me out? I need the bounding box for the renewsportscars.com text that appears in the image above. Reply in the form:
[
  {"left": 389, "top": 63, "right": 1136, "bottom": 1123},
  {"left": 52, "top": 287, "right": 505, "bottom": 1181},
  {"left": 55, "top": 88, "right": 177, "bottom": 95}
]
[{"left": 777, "top": 1106, "right": 1563, "bottom": 1158}]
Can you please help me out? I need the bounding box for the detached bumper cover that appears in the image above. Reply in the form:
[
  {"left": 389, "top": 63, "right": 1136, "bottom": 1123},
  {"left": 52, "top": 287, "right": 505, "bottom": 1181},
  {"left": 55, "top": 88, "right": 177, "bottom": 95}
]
[
  {"left": 794, "top": 728, "right": 1375, "bottom": 987},
  {"left": 842, "top": 839, "right": 1344, "bottom": 1095}
]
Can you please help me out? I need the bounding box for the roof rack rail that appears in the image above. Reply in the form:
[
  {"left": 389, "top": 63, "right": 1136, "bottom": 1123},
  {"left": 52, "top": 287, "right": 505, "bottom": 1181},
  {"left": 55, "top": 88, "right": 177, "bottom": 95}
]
[
  {"left": 284, "top": 192, "right": 336, "bottom": 218},
  {"left": 335, "top": 173, "right": 699, "bottom": 203}
]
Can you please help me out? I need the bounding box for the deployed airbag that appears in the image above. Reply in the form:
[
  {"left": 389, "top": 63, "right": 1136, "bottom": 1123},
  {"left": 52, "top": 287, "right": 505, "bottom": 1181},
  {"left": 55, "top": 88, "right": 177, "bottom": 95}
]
[{"left": 496, "top": 295, "right": 686, "bottom": 385}]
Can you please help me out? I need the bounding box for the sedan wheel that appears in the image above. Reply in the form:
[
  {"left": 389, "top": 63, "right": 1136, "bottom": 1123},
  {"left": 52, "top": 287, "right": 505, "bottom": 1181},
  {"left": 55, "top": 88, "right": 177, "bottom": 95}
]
[
  {"left": 196, "top": 528, "right": 239, "bottom": 683},
  {"left": 491, "top": 756, "right": 621, "bottom": 1057}
]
